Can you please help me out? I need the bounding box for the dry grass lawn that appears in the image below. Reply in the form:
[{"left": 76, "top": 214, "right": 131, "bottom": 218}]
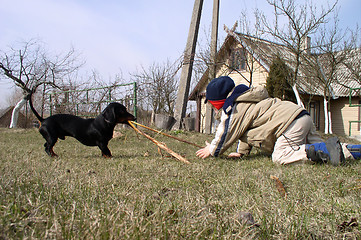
[{"left": 0, "top": 127, "right": 360, "bottom": 239}]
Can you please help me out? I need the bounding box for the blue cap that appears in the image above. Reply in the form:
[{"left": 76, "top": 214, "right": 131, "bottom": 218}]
[{"left": 205, "top": 76, "right": 235, "bottom": 102}]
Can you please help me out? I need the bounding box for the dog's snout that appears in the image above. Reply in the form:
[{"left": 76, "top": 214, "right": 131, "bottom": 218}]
[
  {"left": 126, "top": 111, "right": 136, "bottom": 121},
  {"left": 116, "top": 111, "right": 136, "bottom": 124}
]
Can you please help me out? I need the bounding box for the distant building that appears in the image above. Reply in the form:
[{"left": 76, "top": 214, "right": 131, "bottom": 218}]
[
  {"left": 189, "top": 31, "right": 361, "bottom": 136},
  {"left": 0, "top": 106, "right": 30, "bottom": 128}
]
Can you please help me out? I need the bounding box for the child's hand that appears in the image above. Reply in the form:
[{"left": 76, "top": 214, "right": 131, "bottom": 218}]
[
  {"left": 196, "top": 141, "right": 211, "bottom": 159},
  {"left": 228, "top": 152, "right": 243, "bottom": 158}
]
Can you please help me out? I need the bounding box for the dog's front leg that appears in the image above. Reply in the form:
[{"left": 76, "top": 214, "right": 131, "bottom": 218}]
[{"left": 98, "top": 142, "right": 112, "bottom": 158}]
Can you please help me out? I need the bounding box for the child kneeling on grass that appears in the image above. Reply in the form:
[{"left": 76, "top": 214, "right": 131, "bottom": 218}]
[{"left": 196, "top": 76, "right": 361, "bottom": 165}]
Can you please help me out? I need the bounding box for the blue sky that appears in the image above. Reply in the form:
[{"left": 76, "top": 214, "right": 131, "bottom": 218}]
[{"left": 1, "top": 0, "right": 360, "bottom": 107}]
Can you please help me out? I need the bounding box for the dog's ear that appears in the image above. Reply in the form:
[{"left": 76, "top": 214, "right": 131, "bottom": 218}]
[{"left": 102, "top": 105, "right": 116, "bottom": 124}]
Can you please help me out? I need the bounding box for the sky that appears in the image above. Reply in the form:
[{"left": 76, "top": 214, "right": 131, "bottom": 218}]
[{"left": 1, "top": 0, "right": 360, "bottom": 107}]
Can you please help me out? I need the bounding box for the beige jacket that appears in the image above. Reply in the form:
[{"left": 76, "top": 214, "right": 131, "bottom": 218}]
[{"left": 209, "top": 86, "right": 305, "bottom": 156}]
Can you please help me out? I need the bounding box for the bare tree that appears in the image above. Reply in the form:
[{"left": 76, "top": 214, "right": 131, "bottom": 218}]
[
  {"left": 305, "top": 13, "right": 348, "bottom": 134},
  {"left": 48, "top": 70, "right": 113, "bottom": 115},
  {"left": 194, "top": 27, "right": 212, "bottom": 83},
  {"left": 260, "top": 0, "right": 338, "bottom": 107},
  {"left": 232, "top": 10, "right": 269, "bottom": 86},
  {"left": 0, "top": 39, "right": 83, "bottom": 127},
  {"left": 342, "top": 26, "right": 361, "bottom": 84},
  {"left": 195, "top": 22, "right": 255, "bottom": 86},
  {"left": 131, "top": 59, "right": 181, "bottom": 116}
]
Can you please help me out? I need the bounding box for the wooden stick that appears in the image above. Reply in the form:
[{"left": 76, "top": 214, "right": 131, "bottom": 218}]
[
  {"left": 129, "top": 121, "right": 203, "bottom": 148},
  {"left": 270, "top": 175, "right": 287, "bottom": 198},
  {"left": 128, "top": 121, "right": 191, "bottom": 164}
]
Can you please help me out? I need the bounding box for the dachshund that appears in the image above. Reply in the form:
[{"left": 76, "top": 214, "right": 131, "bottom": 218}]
[{"left": 28, "top": 92, "right": 136, "bottom": 157}]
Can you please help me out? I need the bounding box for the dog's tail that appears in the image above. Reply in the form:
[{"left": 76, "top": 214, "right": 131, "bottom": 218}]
[{"left": 27, "top": 91, "right": 44, "bottom": 122}]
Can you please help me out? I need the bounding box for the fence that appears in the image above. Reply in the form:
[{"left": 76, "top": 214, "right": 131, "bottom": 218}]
[{"left": 46, "top": 82, "right": 137, "bottom": 119}]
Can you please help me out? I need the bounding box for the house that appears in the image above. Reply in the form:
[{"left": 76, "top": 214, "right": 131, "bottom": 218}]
[{"left": 189, "top": 29, "right": 361, "bottom": 136}]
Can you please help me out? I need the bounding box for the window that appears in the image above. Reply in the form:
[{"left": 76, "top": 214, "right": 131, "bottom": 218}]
[
  {"left": 231, "top": 48, "right": 246, "bottom": 71},
  {"left": 308, "top": 101, "right": 320, "bottom": 130}
]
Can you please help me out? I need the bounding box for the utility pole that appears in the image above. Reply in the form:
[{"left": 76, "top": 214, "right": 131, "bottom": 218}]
[
  {"left": 205, "top": 0, "right": 220, "bottom": 134},
  {"left": 209, "top": 0, "right": 219, "bottom": 80},
  {"left": 173, "top": 0, "right": 204, "bottom": 129}
]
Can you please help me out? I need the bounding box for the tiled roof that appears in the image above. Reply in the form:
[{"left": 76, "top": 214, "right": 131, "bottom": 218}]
[{"left": 234, "top": 33, "right": 361, "bottom": 97}]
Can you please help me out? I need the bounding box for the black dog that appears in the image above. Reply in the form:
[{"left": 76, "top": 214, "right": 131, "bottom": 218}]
[{"left": 28, "top": 92, "right": 136, "bottom": 157}]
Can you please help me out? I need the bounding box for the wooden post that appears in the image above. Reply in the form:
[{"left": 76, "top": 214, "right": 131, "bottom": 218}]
[
  {"left": 205, "top": 0, "right": 220, "bottom": 134},
  {"left": 173, "top": 0, "right": 204, "bottom": 130}
]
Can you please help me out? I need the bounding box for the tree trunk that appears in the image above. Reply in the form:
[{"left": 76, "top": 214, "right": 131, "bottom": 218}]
[
  {"left": 10, "top": 97, "right": 27, "bottom": 128},
  {"left": 323, "top": 97, "right": 329, "bottom": 134},
  {"left": 292, "top": 84, "right": 304, "bottom": 108},
  {"left": 328, "top": 109, "right": 333, "bottom": 134}
]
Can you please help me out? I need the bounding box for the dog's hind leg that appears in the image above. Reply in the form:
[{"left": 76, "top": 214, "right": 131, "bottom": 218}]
[
  {"left": 44, "top": 142, "right": 58, "bottom": 157},
  {"left": 40, "top": 128, "right": 58, "bottom": 157}
]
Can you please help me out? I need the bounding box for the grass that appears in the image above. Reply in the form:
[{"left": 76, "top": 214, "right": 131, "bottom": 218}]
[{"left": 0, "top": 127, "right": 360, "bottom": 239}]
